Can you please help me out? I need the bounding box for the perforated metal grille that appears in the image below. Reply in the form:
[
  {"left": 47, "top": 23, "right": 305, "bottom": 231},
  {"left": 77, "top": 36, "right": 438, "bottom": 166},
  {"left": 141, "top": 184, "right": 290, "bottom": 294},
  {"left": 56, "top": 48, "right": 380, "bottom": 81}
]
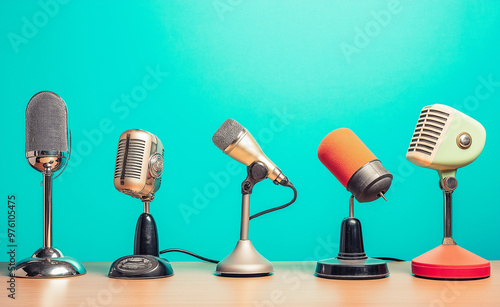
[
  {"left": 407, "top": 108, "right": 449, "bottom": 156},
  {"left": 114, "top": 138, "right": 146, "bottom": 179}
]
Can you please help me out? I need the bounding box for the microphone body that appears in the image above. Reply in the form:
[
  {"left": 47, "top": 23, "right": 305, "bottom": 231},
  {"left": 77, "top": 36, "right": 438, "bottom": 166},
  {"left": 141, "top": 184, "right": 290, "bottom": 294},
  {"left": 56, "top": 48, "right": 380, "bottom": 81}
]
[
  {"left": 318, "top": 128, "right": 392, "bottom": 202},
  {"left": 213, "top": 119, "right": 288, "bottom": 185},
  {"left": 406, "top": 104, "right": 486, "bottom": 180},
  {"left": 114, "top": 129, "right": 164, "bottom": 202}
]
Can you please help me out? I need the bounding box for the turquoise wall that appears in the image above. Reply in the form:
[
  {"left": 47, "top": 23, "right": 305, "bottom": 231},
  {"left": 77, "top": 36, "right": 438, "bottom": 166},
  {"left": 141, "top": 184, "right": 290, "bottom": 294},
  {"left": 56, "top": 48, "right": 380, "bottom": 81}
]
[{"left": 1, "top": 0, "right": 499, "bottom": 263}]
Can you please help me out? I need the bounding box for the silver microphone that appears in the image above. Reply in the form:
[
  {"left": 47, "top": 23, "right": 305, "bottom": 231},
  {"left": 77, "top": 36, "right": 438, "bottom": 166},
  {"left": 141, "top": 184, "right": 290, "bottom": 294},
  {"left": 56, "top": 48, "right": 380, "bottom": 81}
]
[
  {"left": 212, "top": 119, "right": 289, "bottom": 185},
  {"left": 11, "top": 91, "right": 86, "bottom": 279}
]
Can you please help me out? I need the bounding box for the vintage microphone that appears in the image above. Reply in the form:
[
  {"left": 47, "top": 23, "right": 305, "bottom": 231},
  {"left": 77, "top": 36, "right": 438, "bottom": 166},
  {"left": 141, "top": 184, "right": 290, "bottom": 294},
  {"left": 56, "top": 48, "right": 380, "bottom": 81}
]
[
  {"left": 10, "top": 91, "right": 86, "bottom": 278},
  {"left": 407, "top": 104, "right": 490, "bottom": 279},
  {"left": 108, "top": 129, "right": 173, "bottom": 279},
  {"left": 315, "top": 128, "right": 392, "bottom": 279},
  {"left": 212, "top": 119, "right": 295, "bottom": 277}
]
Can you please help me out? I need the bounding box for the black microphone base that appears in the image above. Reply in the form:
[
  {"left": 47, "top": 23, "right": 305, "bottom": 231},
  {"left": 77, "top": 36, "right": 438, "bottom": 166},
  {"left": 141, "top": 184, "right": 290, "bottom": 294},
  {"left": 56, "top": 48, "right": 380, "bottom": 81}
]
[
  {"left": 315, "top": 257, "right": 389, "bottom": 280},
  {"left": 108, "top": 254, "right": 173, "bottom": 279}
]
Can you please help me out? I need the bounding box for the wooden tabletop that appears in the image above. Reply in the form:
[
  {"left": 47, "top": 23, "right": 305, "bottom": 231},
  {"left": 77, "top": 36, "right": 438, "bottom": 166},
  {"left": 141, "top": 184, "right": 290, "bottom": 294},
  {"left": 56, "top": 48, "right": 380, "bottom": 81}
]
[{"left": 1, "top": 261, "right": 499, "bottom": 306}]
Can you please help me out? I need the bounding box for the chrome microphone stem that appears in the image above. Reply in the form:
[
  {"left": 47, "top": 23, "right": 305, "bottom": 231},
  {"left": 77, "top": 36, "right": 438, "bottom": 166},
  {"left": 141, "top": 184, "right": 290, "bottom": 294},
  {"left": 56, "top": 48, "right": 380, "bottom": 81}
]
[
  {"left": 240, "top": 194, "right": 250, "bottom": 240},
  {"left": 349, "top": 195, "right": 354, "bottom": 218},
  {"left": 144, "top": 201, "right": 150, "bottom": 214},
  {"left": 443, "top": 190, "right": 456, "bottom": 245},
  {"left": 43, "top": 169, "right": 53, "bottom": 248}
]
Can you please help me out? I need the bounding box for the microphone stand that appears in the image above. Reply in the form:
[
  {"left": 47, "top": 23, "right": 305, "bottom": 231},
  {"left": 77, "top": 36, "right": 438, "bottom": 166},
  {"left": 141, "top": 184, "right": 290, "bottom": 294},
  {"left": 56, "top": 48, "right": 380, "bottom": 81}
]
[
  {"left": 315, "top": 195, "right": 389, "bottom": 279},
  {"left": 215, "top": 162, "right": 273, "bottom": 277},
  {"left": 108, "top": 200, "right": 174, "bottom": 279},
  {"left": 11, "top": 153, "right": 86, "bottom": 278},
  {"left": 411, "top": 176, "right": 490, "bottom": 279}
]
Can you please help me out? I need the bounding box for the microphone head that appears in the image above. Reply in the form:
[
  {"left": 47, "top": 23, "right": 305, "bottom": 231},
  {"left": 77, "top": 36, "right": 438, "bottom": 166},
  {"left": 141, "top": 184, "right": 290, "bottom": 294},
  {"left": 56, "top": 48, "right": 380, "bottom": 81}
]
[
  {"left": 25, "top": 91, "right": 69, "bottom": 173},
  {"left": 212, "top": 119, "right": 287, "bottom": 184},
  {"left": 26, "top": 91, "right": 69, "bottom": 153},
  {"left": 318, "top": 128, "right": 392, "bottom": 202},
  {"left": 406, "top": 104, "right": 486, "bottom": 178},
  {"left": 114, "top": 129, "right": 164, "bottom": 202},
  {"left": 212, "top": 119, "right": 245, "bottom": 151}
]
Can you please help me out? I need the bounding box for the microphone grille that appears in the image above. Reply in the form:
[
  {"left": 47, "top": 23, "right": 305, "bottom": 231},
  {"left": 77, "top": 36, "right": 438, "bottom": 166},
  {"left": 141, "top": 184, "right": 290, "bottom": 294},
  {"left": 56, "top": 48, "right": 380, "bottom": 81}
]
[
  {"left": 25, "top": 91, "right": 69, "bottom": 153},
  {"left": 114, "top": 137, "right": 147, "bottom": 181},
  {"left": 407, "top": 106, "right": 450, "bottom": 157},
  {"left": 212, "top": 119, "right": 245, "bottom": 151}
]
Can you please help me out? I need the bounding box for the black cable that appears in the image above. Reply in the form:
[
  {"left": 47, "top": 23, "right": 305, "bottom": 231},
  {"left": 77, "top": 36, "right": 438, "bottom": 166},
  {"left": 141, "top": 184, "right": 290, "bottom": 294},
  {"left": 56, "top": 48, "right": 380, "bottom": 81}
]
[
  {"left": 159, "top": 184, "right": 297, "bottom": 263},
  {"left": 373, "top": 257, "right": 406, "bottom": 262},
  {"left": 159, "top": 248, "right": 219, "bottom": 263},
  {"left": 249, "top": 184, "right": 297, "bottom": 220}
]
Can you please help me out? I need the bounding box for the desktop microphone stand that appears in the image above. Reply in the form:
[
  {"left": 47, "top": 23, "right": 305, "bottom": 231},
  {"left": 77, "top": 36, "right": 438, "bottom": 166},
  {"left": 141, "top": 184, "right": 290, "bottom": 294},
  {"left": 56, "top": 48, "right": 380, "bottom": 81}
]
[
  {"left": 411, "top": 177, "right": 490, "bottom": 279},
  {"left": 216, "top": 162, "right": 273, "bottom": 277},
  {"left": 108, "top": 201, "right": 173, "bottom": 279},
  {"left": 11, "top": 152, "right": 86, "bottom": 278},
  {"left": 315, "top": 195, "right": 389, "bottom": 279}
]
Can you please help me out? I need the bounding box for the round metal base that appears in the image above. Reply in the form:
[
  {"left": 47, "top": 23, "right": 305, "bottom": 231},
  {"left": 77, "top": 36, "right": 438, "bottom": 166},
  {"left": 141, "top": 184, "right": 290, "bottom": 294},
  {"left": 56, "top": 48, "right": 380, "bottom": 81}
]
[
  {"left": 10, "top": 247, "right": 86, "bottom": 278},
  {"left": 315, "top": 257, "right": 389, "bottom": 280},
  {"left": 215, "top": 240, "right": 273, "bottom": 277},
  {"left": 108, "top": 255, "right": 174, "bottom": 279}
]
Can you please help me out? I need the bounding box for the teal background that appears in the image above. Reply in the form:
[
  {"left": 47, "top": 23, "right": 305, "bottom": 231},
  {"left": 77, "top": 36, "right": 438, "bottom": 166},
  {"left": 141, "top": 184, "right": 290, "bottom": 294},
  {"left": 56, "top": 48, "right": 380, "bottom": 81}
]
[{"left": 0, "top": 0, "right": 499, "bottom": 263}]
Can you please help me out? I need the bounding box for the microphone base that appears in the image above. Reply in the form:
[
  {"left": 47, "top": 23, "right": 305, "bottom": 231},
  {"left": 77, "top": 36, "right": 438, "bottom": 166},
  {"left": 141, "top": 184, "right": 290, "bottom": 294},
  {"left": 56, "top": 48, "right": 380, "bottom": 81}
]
[
  {"left": 315, "top": 257, "right": 389, "bottom": 279},
  {"left": 215, "top": 240, "right": 273, "bottom": 277},
  {"left": 10, "top": 247, "right": 86, "bottom": 278},
  {"left": 108, "top": 254, "right": 174, "bottom": 279},
  {"left": 412, "top": 244, "right": 490, "bottom": 280}
]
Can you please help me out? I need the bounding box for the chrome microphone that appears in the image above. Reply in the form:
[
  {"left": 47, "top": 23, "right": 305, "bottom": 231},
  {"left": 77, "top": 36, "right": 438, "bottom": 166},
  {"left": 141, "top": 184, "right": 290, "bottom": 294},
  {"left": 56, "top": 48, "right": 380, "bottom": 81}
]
[
  {"left": 108, "top": 129, "right": 173, "bottom": 279},
  {"left": 11, "top": 91, "right": 86, "bottom": 278},
  {"left": 212, "top": 119, "right": 289, "bottom": 186},
  {"left": 114, "top": 129, "right": 164, "bottom": 202}
]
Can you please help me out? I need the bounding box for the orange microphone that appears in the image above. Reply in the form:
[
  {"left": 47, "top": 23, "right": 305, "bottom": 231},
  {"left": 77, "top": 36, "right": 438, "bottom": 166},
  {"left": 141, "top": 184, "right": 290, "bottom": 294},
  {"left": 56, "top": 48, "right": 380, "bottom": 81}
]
[
  {"left": 318, "top": 128, "right": 392, "bottom": 202},
  {"left": 315, "top": 128, "right": 393, "bottom": 280}
]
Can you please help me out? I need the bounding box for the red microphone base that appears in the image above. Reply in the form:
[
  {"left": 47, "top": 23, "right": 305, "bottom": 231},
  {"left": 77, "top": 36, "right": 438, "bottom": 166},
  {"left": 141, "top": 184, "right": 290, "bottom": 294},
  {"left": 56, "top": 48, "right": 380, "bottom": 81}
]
[{"left": 412, "top": 244, "right": 490, "bottom": 279}]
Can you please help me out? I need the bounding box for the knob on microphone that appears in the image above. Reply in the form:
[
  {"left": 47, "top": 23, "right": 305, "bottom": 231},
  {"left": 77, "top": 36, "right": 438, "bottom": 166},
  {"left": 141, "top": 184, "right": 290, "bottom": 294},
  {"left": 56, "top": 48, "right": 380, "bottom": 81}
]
[{"left": 318, "top": 128, "right": 392, "bottom": 202}]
